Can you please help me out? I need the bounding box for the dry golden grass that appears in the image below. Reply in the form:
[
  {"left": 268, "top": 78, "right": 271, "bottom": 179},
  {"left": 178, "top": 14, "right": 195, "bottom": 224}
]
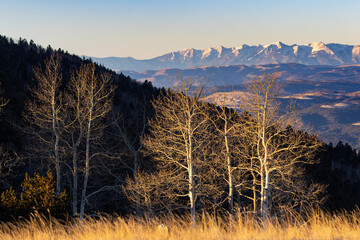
[{"left": 1, "top": 209, "right": 360, "bottom": 240}]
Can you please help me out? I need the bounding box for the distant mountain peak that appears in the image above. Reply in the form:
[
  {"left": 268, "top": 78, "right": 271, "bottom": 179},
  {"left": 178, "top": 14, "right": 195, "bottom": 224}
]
[
  {"left": 352, "top": 46, "right": 360, "bottom": 60},
  {"left": 264, "top": 41, "right": 285, "bottom": 49},
  {"left": 310, "top": 42, "right": 334, "bottom": 55},
  {"left": 236, "top": 44, "right": 248, "bottom": 50}
]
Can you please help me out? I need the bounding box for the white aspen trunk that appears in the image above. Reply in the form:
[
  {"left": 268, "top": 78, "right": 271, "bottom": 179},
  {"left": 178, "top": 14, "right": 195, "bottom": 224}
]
[
  {"left": 260, "top": 152, "right": 270, "bottom": 221},
  {"left": 52, "top": 85, "right": 61, "bottom": 195},
  {"left": 260, "top": 161, "right": 265, "bottom": 218},
  {"left": 249, "top": 157, "right": 257, "bottom": 213},
  {"left": 187, "top": 120, "right": 196, "bottom": 224},
  {"left": 189, "top": 163, "right": 196, "bottom": 224},
  {"left": 224, "top": 134, "right": 234, "bottom": 218},
  {"left": 71, "top": 112, "right": 83, "bottom": 216},
  {"left": 80, "top": 119, "right": 91, "bottom": 219},
  {"left": 260, "top": 102, "right": 269, "bottom": 221},
  {"left": 258, "top": 128, "right": 266, "bottom": 218},
  {"left": 263, "top": 168, "right": 270, "bottom": 220},
  {"left": 260, "top": 157, "right": 270, "bottom": 221},
  {"left": 252, "top": 170, "right": 257, "bottom": 213},
  {"left": 80, "top": 87, "right": 94, "bottom": 219}
]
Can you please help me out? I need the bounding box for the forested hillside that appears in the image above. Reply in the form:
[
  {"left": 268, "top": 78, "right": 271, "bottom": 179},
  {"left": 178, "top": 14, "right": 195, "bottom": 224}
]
[
  {"left": 0, "top": 35, "right": 158, "bottom": 219},
  {"left": 0, "top": 35, "right": 359, "bottom": 221}
]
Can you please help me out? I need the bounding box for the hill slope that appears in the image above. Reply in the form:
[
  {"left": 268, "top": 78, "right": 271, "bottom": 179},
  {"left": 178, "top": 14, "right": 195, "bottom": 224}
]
[{"left": 121, "top": 63, "right": 360, "bottom": 88}]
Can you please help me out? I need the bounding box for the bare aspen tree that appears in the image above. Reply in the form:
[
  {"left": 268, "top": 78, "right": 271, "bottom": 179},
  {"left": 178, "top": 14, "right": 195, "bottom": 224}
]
[
  {"left": 25, "top": 54, "right": 63, "bottom": 195},
  {"left": 143, "top": 77, "right": 208, "bottom": 224},
  {"left": 239, "top": 73, "right": 321, "bottom": 220},
  {"left": 76, "top": 63, "right": 115, "bottom": 219},
  {"left": 206, "top": 92, "right": 243, "bottom": 218},
  {"left": 235, "top": 112, "right": 260, "bottom": 213},
  {"left": 123, "top": 170, "right": 178, "bottom": 215},
  {"left": 63, "top": 65, "right": 89, "bottom": 216}
]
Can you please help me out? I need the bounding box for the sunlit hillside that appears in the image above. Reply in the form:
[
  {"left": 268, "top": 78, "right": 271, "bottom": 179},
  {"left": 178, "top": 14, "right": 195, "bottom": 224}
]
[{"left": 1, "top": 210, "right": 360, "bottom": 240}]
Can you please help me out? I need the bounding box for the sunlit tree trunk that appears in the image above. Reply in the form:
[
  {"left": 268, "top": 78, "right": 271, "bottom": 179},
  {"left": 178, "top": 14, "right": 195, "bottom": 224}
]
[
  {"left": 187, "top": 122, "right": 196, "bottom": 223},
  {"left": 80, "top": 108, "right": 93, "bottom": 219},
  {"left": 225, "top": 133, "right": 234, "bottom": 216}
]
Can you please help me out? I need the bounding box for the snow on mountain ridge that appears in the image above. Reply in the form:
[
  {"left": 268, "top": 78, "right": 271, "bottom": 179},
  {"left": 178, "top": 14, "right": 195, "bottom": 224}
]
[
  {"left": 352, "top": 46, "right": 360, "bottom": 61},
  {"left": 310, "top": 42, "right": 335, "bottom": 55},
  {"left": 89, "top": 42, "right": 360, "bottom": 72},
  {"left": 202, "top": 47, "right": 213, "bottom": 59},
  {"left": 263, "top": 41, "right": 285, "bottom": 49}
]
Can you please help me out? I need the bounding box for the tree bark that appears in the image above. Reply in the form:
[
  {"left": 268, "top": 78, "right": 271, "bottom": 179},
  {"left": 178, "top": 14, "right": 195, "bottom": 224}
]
[
  {"left": 188, "top": 124, "right": 196, "bottom": 224},
  {"left": 80, "top": 88, "right": 94, "bottom": 219},
  {"left": 51, "top": 62, "right": 61, "bottom": 196},
  {"left": 225, "top": 134, "right": 234, "bottom": 219},
  {"left": 80, "top": 119, "right": 91, "bottom": 219}
]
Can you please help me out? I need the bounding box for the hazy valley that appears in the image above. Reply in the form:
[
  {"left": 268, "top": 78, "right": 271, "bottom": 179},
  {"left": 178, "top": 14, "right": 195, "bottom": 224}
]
[
  {"left": 113, "top": 62, "right": 360, "bottom": 149},
  {"left": 203, "top": 81, "right": 360, "bottom": 149}
]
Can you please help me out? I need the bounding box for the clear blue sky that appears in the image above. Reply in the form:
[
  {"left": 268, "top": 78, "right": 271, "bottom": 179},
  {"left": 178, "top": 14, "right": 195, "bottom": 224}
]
[{"left": 1, "top": 0, "right": 359, "bottom": 59}]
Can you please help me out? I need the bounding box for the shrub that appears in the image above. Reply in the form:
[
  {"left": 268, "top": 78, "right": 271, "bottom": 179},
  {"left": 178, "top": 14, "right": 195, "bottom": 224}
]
[{"left": 1, "top": 170, "right": 68, "bottom": 219}]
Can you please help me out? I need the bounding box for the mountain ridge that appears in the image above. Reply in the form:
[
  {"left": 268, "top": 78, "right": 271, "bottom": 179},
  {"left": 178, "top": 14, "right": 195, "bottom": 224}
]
[
  {"left": 89, "top": 42, "right": 360, "bottom": 72},
  {"left": 121, "top": 63, "right": 360, "bottom": 88}
]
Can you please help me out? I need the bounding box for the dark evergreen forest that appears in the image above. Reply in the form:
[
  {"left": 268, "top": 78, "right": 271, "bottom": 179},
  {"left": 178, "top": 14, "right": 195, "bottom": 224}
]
[{"left": 0, "top": 35, "right": 359, "bottom": 221}]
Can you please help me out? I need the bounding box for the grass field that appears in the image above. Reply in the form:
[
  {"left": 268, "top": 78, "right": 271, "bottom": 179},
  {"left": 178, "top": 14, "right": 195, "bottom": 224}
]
[{"left": 1, "top": 209, "right": 360, "bottom": 240}]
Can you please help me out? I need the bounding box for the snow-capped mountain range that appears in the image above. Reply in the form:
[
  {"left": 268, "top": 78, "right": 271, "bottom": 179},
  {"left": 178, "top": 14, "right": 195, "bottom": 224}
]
[{"left": 90, "top": 42, "right": 360, "bottom": 72}]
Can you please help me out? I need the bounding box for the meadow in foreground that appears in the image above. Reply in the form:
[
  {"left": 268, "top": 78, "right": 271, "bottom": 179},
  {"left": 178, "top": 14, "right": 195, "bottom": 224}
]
[{"left": 0, "top": 209, "right": 360, "bottom": 240}]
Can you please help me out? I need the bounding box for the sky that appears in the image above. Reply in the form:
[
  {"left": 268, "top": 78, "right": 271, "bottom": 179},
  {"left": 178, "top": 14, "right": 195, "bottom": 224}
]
[{"left": 1, "top": 0, "right": 360, "bottom": 59}]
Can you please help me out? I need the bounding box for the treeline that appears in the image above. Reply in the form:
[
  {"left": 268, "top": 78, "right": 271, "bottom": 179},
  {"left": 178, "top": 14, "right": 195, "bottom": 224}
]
[
  {"left": 0, "top": 35, "right": 359, "bottom": 221},
  {"left": 311, "top": 141, "right": 360, "bottom": 211},
  {"left": 0, "top": 35, "right": 157, "bottom": 219}
]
